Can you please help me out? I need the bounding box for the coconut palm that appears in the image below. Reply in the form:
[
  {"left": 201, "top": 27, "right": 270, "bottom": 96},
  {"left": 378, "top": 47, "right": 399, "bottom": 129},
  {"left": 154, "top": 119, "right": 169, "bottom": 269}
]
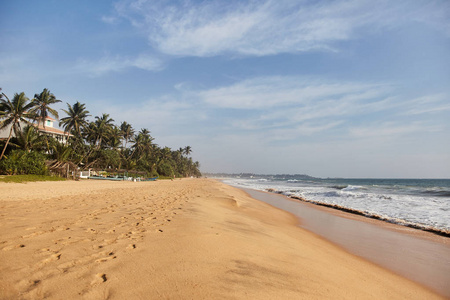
[
  {"left": 131, "top": 129, "right": 154, "bottom": 157},
  {"left": 161, "top": 146, "right": 172, "bottom": 160},
  {"left": 0, "top": 92, "right": 35, "bottom": 160},
  {"left": 108, "top": 125, "right": 122, "bottom": 149},
  {"left": 92, "top": 113, "right": 115, "bottom": 149},
  {"left": 30, "top": 88, "right": 61, "bottom": 128},
  {"left": 51, "top": 142, "right": 73, "bottom": 162},
  {"left": 183, "top": 146, "right": 192, "bottom": 157},
  {"left": 59, "top": 101, "right": 90, "bottom": 138},
  {"left": 120, "top": 121, "right": 134, "bottom": 149},
  {"left": 13, "top": 125, "right": 45, "bottom": 152},
  {"left": 139, "top": 129, "right": 154, "bottom": 155}
]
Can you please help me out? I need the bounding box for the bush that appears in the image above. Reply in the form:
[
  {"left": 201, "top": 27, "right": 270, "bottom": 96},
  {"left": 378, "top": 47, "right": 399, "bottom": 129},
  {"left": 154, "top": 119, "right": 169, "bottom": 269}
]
[
  {"left": 157, "top": 161, "right": 174, "bottom": 177},
  {"left": 0, "top": 150, "right": 48, "bottom": 175}
]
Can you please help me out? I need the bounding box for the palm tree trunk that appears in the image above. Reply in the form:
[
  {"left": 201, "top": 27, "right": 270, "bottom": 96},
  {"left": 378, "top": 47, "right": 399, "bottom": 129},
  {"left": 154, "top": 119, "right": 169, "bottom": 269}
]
[{"left": 0, "top": 125, "right": 14, "bottom": 160}]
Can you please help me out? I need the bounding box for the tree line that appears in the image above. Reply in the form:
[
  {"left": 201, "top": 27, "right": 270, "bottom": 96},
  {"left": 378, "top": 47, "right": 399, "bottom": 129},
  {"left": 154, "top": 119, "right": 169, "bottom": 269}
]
[{"left": 0, "top": 88, "right": 201, "bottom": 178}]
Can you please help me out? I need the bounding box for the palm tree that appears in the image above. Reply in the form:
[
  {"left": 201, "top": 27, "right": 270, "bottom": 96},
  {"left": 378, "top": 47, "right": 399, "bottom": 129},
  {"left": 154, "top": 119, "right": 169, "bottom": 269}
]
[
  {"left": 139, "top": 129, "right": 154, "bottom": 156},
  {"left": 13, "top": 125, "right": 45, "bottom": 152},
  {"left": 120, "top": 121, "right": 134, "bottom": 149},
  {"left": 59, "top": 101, "right": 90, "bottom": 138},
  {"left": 93, "top": 113, "right": 115, "bottom": 149},
  {"left": 130, "top": 128, "right": 154, "bottom": 158},
  {"left": 184, "top": 146, "right": 192, "bottom": 157},
  {"left": 108, "top": 125, "right": 122, "bottom": 149},
  {"left": 51, "top": 142, "right": 73, "bottom": 163},
  {"left": 30, "top": 88, "right": 61, "bottom": 128},
  {"left": 161, "top": 147, "right": 172, "bottom": 160},
  {"left": 83, "top": 121, "right": 97, "bottom": 146},
  {"left": 0, "top": 92, "right": 35, "bottom": 160},
  {"left": 130, "top": 133, "right": 142, "bottom": 159}
]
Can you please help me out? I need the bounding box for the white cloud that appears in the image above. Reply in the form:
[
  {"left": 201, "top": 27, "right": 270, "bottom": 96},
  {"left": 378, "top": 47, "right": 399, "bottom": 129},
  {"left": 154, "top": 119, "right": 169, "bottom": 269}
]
[
  {"left": 268, "top": 121, "right": 344, "bottom": 140},
  {"left": 73, "top": 74, "right": 449, "bottom": 177},
  {"left": 79, "top": 75, "right": 449, "bottom": 148},
  {"left": 84, "top": 93, "right": 208, "bottom": 143},
  {"left": 401, "top": 94, "right": 450, "bottom": 115},
  {"left": 197, "top": 76, "right": 390, "bottom": 110},
  {"left": 113, "top": 0, "right": 450, "bottom": 57},
  {"left": 194, "top": 76, "right": 396, "bottom": 135},
  {"left": 101, "top": 16, "right": 118, "bottom": 24},
  {"left": 348, "top": 121, "right": 443, "bottom": 139},
  {"left": 184, "top": 76, "right": 450, "bottom": 148},
  {"left": 74, "top": 54, "right": 164, "bottom": 76}
]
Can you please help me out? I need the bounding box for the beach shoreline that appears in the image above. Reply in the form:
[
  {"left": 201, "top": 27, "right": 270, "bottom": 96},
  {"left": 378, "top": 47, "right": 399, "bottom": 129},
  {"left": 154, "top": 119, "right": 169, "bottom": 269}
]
[
  {"left": 247, "top": 186, "right": 450, "bottom": 244},
  {"left": 0, "top": 178, "right": 445, "bottom": 299},
  {"left": 240, "top": 187, "right": 450, "bottom": 297}
]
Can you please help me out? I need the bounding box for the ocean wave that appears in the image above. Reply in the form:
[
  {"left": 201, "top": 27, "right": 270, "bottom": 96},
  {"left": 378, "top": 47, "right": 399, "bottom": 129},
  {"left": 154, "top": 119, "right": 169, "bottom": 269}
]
[
  {"left": 331, "top": 185, "right": 347, "bottom": 190},
  {"left": 422, "top": 189, "right": 450, "bottom": 197},
  {"left": 282, "top": 193, "right": 450, "bottom": 237},
  {"left": 223, "top": 178, "right": 450, "bottom": 234},
  {"left": 341, "top": 185, "right": 366, "bottom": 192}
]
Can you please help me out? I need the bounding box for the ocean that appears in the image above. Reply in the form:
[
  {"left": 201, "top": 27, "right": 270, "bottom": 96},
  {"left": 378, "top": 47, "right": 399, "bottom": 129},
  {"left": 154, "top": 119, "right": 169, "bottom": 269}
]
[{"left": 222, "top": 177, "right": 450, "bottom": 234}]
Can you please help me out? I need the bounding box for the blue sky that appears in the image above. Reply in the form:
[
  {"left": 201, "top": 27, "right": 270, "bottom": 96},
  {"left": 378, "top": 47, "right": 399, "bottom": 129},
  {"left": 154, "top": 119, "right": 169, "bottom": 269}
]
[{"left": 1, "top": 0, "right": 449, "bottom": 178}]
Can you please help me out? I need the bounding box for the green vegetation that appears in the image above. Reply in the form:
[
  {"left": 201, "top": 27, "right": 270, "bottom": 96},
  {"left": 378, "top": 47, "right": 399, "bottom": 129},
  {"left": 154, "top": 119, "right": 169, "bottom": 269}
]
[
  {"left": 0, "top": 174, "right": 66, "bottom": 183},
  {"left": 0, "top": 87, "right": 201, "bottom": 178},
  {"left": 0, "top": 149, "right": 48, "bottom": 175}
]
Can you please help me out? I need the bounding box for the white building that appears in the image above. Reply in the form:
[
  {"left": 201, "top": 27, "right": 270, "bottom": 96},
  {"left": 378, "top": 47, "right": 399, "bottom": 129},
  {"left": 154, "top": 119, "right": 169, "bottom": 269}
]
[{"left": 0, "top": 117, "right": 72, "bottom": 144}]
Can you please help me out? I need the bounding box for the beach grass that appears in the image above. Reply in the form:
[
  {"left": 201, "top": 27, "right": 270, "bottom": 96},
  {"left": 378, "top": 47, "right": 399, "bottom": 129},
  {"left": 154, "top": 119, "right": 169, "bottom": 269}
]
[{"left": 0, "top": 174, "right": 67, "bottom": 183}]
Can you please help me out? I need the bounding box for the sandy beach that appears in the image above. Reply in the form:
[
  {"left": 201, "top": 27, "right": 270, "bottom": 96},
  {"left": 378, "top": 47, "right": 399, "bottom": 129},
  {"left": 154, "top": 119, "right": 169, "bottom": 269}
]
[{"left": 0, "top": 178, "right": 444, "bottom": 299}]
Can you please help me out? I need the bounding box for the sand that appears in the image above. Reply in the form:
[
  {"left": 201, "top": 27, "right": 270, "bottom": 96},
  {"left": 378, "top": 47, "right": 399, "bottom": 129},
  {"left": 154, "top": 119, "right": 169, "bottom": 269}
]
[
  {"left": 0, "top": 178, "right": 443, "bottom": 299},
  {"left": 244, "top": 188, "right": 450, "bottom": 297}
]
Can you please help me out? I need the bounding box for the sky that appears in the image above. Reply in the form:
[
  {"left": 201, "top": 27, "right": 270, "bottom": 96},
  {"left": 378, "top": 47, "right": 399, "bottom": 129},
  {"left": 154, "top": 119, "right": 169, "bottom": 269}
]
[{"left": 1, "top": 0, "right": 449, "bottom": 178}]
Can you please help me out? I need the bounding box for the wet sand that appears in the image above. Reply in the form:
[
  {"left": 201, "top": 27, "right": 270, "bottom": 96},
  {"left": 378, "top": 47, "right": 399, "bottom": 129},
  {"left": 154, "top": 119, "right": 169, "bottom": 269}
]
[
  {"left": 243, "top": 188, "right": 450, "bottom": 298},
  {"left": 0, "top": 179, "right": 444, "bottom": 299}
]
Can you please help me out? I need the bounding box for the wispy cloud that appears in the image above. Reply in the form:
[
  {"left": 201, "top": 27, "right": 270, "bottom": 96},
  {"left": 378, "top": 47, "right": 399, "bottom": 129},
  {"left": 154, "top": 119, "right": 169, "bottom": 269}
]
[
  {"left": 113, "top": 0, "right": 450, "bottom": 57},
  {"left": 197, "top": 76, "right": 391, "bottom": 110},
  {"left": 101, "top": 15, "right": 118, "bottom": 24},
  {"left": 268, "top": 121, "right": 344, "bottom": 140},
  {"left": 85, "top": 93, "right": 208, "bottom": 142},
  {"left": 74, "top": 54, "right": 164, "bottom": 76},
  {"left": 193, "top": 76, "right": 395, "bottom": 134},
  {"left": 348, "top": 121, "right": 443, "bottom": 139},
  {"left": 183, "top": 76, "right": 449, "bottom": 144},
  {"left": 401, "top": 94, "right": 450, "bottom": 115}
]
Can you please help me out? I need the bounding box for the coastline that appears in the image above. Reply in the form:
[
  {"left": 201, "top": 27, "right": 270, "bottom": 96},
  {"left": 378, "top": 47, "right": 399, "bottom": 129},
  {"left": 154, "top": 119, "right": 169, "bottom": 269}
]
[
  {"left": 285, "top": 191, "right": 450, "bottom": 238},
  {"left": 0, "top": 179, "right": 444, "bottom": 299},
  {"left": 240, "top": 187, "right": 450, "bottom": 297}
]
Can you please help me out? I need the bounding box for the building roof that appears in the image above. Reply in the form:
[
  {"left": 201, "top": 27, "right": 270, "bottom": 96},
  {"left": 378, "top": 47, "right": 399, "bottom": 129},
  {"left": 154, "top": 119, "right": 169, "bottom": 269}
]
[{"left": 35, "top": 124, "right": 72, "bottom": 136}]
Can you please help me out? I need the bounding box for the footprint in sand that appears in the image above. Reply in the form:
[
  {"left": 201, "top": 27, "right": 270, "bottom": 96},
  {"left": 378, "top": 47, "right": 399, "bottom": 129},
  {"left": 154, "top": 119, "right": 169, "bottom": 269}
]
[
  {"left": 22, "top": 230, "right": 46, "bottom": 239},
  {"left": 2, "top": 244, "right": 25, "bottom": 251},
  {"left": 16, "top": 278, "right": 42, "bottom": 293},
  {"left": 126, "top": 244, "right": 136, "bottom": 250},
  {"left": 37, "top": 253, "right": 61, "bottom": 267},
  {"left": 95, "top": 251, "right": 117, "bottom": 263},
  {"left": 91, "top": 273, "right": 107, "bottom": 285},
  {"left": 57, "top": 261, "right": 76, "bottom": 272},
  {"left": 86, "top": 228, "right": 98, "bottom": 234}
]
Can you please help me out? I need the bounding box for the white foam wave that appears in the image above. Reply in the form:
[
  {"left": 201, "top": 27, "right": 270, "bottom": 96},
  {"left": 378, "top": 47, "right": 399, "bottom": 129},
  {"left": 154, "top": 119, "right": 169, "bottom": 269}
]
[
  {"left": 341, "top": 185, "right": 364, "bottom": 192},
  {"left": 223, "top": 178, "right": 450, "bottom": 232}
]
